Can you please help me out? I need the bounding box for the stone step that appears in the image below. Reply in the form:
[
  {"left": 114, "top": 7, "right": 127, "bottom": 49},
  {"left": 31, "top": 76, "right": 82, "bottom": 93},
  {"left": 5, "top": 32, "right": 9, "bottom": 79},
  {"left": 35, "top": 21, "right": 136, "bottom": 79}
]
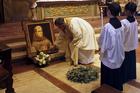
[
  {"left": 6, "top": 41, "right": 27, "bottom": 61},
  {"left": 0, "top": 36, "right": 25, "bottom": 44},
  {"left": 3, "top": 38, "right": 27, "bottom": 61},
  {"left": 0, "top": 22, "right": 24, "bottom": 43},
  {"left": 6, "top": 41, "right": 26, "bottom": 52},
  {"left": 4, "top": 38, "right": 27, "bottom": 60},
  {"left": 92, "top": 84, "right": 121, "bottom": 93},
  {"left": 92, "top": 83, "right": 140, "bottom": 93},
  {"left": 6, "top": 41, "right": 26, "bottom": 49},
  {"left": 0, "top": 22, "right": 22, "bottom": 28},
  {"left": 12, "top": 51, "right": 27, "bottom": 61},
  {"left": 0, "top": 22, "right": 27, "bottom": 61}
]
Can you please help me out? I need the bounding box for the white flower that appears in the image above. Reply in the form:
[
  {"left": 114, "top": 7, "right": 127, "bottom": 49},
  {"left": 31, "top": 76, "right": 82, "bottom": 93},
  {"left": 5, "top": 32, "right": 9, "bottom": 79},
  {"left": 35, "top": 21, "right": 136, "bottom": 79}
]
[
  {"left": 43, "top": 53, "right": 46, "bottom": 56},
  {"left": 34, "top": 52, "right": 50, "bottom": 66},
  {"left": 46, "top": 54, "right": 50, "bottom": 57},
  {"left": 42, "top": 57, "right": 45, "bottom": 60},
  {"left": 39, "top": 59, "right": 43, "bottom": 62},
  {"left": 40, "top": 52, "right": 44, "bottom": 55},
  {"left": 42, "top": 60, "right": 46, "bottom": 64}
]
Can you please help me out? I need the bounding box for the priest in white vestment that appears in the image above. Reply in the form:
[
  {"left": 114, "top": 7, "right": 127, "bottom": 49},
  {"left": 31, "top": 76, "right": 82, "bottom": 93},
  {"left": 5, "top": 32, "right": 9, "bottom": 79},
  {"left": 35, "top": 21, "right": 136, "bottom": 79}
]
[{"left": 54, "top": 17, "right": 98, "bottom": 66}]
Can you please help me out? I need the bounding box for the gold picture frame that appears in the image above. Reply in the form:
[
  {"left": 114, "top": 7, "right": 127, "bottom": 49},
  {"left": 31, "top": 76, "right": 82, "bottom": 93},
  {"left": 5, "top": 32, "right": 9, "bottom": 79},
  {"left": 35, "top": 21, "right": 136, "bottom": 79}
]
[{"left": 23, "top": 20, "right": 55, "bottom": 57}]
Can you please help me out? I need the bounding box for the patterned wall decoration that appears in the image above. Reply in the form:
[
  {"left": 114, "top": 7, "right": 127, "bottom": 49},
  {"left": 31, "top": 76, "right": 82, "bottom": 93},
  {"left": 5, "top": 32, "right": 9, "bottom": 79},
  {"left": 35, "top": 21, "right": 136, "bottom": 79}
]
[
  {"left": 36, "top": 3, "right": 99, "bottom": 20},
  {"left": 44, "top": 4, "right": 93, "bottom": 17}
]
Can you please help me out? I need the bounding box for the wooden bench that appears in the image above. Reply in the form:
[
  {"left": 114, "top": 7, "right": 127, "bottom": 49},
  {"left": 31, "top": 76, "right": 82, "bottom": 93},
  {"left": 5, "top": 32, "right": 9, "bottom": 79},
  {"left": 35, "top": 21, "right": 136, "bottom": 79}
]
[{"left": 91, "top": 84, "right": 122, "bottom": 93}]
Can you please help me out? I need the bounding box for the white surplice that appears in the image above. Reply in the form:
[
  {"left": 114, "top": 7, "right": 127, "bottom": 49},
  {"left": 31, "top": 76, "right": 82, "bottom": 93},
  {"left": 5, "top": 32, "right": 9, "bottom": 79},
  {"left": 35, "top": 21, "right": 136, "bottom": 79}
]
[
  {"left": 55, "top": 17, "right": 99, "bottom": 65},
  {"left": 121, "top": 19, "right": 138, "bottom": 52},
  {"left": 99, "top": 23, "right": 125, "bottom": 69}
]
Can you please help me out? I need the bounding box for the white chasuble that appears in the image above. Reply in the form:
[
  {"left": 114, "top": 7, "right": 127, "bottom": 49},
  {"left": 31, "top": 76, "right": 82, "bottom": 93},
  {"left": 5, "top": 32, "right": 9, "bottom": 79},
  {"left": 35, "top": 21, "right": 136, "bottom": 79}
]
[
  {"left": 68, "top": 17, "right": 98, "bottom": 65},
  {"left": 55, "top": 17, "right": 99, "bottom": 65}
]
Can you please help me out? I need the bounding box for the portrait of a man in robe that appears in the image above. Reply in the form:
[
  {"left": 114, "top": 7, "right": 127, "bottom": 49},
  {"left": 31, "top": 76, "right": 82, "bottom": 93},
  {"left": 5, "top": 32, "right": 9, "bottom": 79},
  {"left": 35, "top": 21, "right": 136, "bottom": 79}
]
[{"left": 25, "top": 21, "right": 55, "bottom": 57}]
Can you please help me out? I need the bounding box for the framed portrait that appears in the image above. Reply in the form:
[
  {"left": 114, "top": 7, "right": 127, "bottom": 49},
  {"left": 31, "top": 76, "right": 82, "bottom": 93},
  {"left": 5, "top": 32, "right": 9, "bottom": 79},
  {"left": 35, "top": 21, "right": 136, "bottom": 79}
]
[{"left": 23, "top": 20, "right": 55, "bottom": 57}]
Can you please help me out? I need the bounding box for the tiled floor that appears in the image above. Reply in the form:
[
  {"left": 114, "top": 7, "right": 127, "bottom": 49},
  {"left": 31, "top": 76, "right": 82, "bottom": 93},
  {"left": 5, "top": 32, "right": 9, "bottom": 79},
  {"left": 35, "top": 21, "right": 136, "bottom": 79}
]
[
  {"left": 1, "top": 53, "right": 140, "bottom": 93},
  {"left": 41, "top": 62, "right": 100, "bottom": 93}
]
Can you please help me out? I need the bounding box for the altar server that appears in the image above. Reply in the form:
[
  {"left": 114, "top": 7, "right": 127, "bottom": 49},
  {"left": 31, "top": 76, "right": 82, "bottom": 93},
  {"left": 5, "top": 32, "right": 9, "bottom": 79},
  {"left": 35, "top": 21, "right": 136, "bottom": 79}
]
[
  {"left": 121, "top": 2, "right": 138, "bottom": 83},
  {"left": 99, "top": 3, "right": 125, "bottom": 91}
]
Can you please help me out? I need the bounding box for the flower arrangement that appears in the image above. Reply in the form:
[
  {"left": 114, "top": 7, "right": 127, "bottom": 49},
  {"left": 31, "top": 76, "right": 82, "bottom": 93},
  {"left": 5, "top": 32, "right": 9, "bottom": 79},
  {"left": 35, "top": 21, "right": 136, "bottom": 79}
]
[
  {"left": 66, "top": 66, "right": 99, "bottom": 83},
  {"left": 34, "top": 52, "right": 51, "bottom": 67}
]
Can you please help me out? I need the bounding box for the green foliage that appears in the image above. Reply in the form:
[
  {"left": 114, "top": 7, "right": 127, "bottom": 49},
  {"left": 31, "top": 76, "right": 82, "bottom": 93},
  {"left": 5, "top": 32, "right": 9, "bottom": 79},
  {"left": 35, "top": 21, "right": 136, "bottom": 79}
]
[{"left": 66, "top": 66, "right": 99, "bottom": 83}]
